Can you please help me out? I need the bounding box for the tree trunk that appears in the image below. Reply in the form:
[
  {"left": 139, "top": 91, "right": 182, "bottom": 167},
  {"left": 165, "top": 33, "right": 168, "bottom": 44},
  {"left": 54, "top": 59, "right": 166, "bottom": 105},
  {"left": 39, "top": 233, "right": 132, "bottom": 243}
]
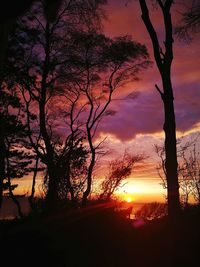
[
  {"left": 0, "top": 33, "right": 7, "bottom": 209},
  {"left": 162, "top": 77, "right": 180, "bottom": 217},
  {"left": 39, "top": 22, "right": 59, "bottom": 211},
  {"left": 82, "top": 151, "right": 95, "bottom": 205},
  {"left": 6, "top": 156, "right": 24, "bottom": 218},
  {"left": 45, "top": 167, "right": 59, "bottom": 210},
  {"left": 40, "top": 99, "right": 59, "bottom": 210},
  {"left": 0, "top": 132, "right": 6, "bottom": 209},
  {"left": 139, "top": 0, "right": 181, "bottom": 218},
  {"left": 66, "top": 171, "right": 75, "bottom": 204},
  {"left": 29, "top": 155, "right": 39, "bottom": 211},
  {"left": 0, "top": 121, "right": 5, "bottom": 210}
]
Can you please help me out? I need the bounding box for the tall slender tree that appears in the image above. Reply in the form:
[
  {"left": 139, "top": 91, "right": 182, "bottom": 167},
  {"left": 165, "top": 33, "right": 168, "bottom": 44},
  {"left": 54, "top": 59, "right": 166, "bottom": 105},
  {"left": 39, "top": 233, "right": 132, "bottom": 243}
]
[
  {"left": 64, "top": 32, "right": 150, "bottom": 204},
  {"left": 5, "top": 0, "right": 149, "bottom": 210},
  {"left": 6, "top": 0, "right": 107, "bottom": 210},
  {"left": 139, "top": 0, "right": 181, "bottom": 217},
  {"left": 0, "top": 85, "right": 34, "bottom": 217}
]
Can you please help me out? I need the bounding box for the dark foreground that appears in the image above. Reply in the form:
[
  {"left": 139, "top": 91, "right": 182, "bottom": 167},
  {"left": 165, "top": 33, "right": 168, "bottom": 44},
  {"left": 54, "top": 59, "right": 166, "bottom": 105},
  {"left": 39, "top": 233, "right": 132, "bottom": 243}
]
[{"left": 0, "top": 203, "right": 199, "bottom": 267}]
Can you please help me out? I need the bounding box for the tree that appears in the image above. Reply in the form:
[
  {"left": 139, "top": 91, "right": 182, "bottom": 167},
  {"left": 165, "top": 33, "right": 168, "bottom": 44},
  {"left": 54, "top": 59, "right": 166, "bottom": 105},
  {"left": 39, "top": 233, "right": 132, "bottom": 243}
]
[
  {"left": 56, "top": 137, "right": 88, "bottom": 205},
  {"left": 155, "top": 136, "right": 200, "bottom": 207},
  {"left": 0, "top": 85, "right": 35, "bottom": 217},
  {"left": 6, "top": 0, "right": 107, "bottom": 210},
  {"left": 64, "top": 32, "right": 150, "bottom": 204},
  {"left": 0, "top": 0, "right": 63, "bottom": 94},
  {"left": 139, "top": 0, "right": 181, "bottom": 218},
  {"left": 6, "top": 0, "right": 149, "bottom": 209},
  {"left": 175, "top": 1, "right": 200, "bottom": 41},
  {"left": 0, "top": 1, "right": 63, "bottom": 197},
  {"left": 179, "top": 143, "right": 200, "bottom": 206},
  {"left": 136, "top": 202, "right": 167, "bottom": 220},
  {"left": 100, "top": 151, "right": 145, "bottom": 200}
]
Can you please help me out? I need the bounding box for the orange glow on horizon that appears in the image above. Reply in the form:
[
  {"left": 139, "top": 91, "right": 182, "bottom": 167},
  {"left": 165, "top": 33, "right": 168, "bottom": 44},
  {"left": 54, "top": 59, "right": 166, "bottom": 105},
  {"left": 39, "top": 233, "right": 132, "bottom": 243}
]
[{"left": 126, "top": 197, "right": 133, "bottom": 203}]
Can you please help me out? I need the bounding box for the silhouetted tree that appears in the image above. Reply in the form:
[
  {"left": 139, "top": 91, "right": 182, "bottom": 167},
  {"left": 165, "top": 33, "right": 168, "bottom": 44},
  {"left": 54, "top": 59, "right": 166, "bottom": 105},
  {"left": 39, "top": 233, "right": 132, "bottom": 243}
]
[
  {"left": 5, "top": 0, "right": 107, "bottom": 210},
  {"left": 136, "top": 202, "right": 167, "bottom": 220},
  {"left": 139, "top": 0, "right": 181, "bottom": 218},
  {"left": 0, "top": 85, "right": 35, "bottom": 217},
  {"left": 28, "top": 154, "right": 41, "bottom": 210},
  {"left": 0, "top": 116, "right": 6, "bottom": 209},
  {"left": 56, "top": 137, "right": 88, "bottom": 204},
  {"left": 156, "top": 136, "right": 200, "bottom": 207},
  {"left": 179, "top": 143, "right": 200, "bottom": 206},
  {"left": 0, "top": 0, "right": 63, "bottom": 76},
  {"left": 100, "top": 151, "right": 145, "bottom": 200},
  {"left": 5, "top": 0, "right": 149, "bottom": 209},
  {"left": 175, "top": 1, "right": 200, "bottom": 41},
  {"left": 0, "top": 87, "right": 21, "bottom": 209},
  {"left": 65, "top": 32, "right": 150, "bottom": 204}
]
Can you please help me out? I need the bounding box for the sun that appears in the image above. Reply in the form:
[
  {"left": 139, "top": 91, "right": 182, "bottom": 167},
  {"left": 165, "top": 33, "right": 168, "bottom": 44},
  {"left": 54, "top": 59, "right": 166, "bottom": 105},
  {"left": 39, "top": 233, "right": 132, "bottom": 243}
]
[{"left": 126, "top": 197, "right": 132, "bottom": 203}]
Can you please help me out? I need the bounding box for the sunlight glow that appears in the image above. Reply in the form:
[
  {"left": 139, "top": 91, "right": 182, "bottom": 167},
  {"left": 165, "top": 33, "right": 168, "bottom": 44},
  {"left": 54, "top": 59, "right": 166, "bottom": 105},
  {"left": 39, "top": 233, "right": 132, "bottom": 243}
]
[{"left": 126, "top": 197, "right": 133, "bottom": 203}]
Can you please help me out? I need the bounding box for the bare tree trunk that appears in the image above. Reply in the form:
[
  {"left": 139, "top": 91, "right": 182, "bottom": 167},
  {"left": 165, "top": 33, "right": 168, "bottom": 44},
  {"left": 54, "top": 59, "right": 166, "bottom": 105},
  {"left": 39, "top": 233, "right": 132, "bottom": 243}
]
[
  {"left": 139, "top": 0, "right": 180, "bottom": 218},
  {"left": 65, "top": 138, "right": 76, "bottom": 204},
  {"left": 29, "top": 155, "right": 39, "bottom": 210},
  {"left": 0, "top": 24, "right": 8, "bottom": 210},
  {"left": 65, "top": 166, "right": 75, "bottom": 204},
  {"left": 40, "top": 22, "right": 59, "bottom": 211},
  {"left": 82, "top": 120, "right": 96, "bottom": 205},
  {"left": 0, "top": 131, "right": 6, "bottom": 209},
  {"left": 162, "top": 76, "right": 180, "bottom": 217},
  {"left": 82, "top": 148, "right": 95, "bottom": 205},
  {"left": 6, "top": 156, "right": 24, "bottom": 218},
  {"left": 45, "top": 168, "right": 59, "bottom": 210}
]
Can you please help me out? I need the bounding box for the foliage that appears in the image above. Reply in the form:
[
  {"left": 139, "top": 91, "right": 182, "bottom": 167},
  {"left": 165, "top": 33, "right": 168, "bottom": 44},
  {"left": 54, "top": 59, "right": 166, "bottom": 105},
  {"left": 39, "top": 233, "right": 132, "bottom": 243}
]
[
  {"left": 100, "top": 151, "right": 145, "bottom": 200},
  {"left": 0, "top": 86, "right": 34, "bottom": 188},
  {"left": 45, "top": 137, "right": 89, "bottom": 203},
  {"left": 3, "top": 0, "right": 150, "bottom": 209},
  {"left": 175, "top": 1, "right": 200, "bottom": 41},
  {"left": 135, "top": 202, "right": 167, "bottom": 220},
  {"left": 179, "top": 143, "right": 200, "bottom": 205},
  {"left": 155, "top": 136, "right": 200, "bottom": 206},
  {"left": 4, "top": 0, "right": 107, "bottom": 208},
  {"left": 66, "top": 30, "right": 150, "bottom": 204},
  {"left": 0, "top": 83, "right": 37, "bottom": 217}
]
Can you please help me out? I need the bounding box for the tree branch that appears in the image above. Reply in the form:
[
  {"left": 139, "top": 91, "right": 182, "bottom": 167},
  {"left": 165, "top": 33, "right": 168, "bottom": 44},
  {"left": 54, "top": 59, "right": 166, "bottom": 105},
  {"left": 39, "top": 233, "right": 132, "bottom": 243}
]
[
  {"left": 139, "top": 0, "right": 163, "bottom": 72},
  {"left": 155, "top": 84, "right": 164, "bottom": 100}
]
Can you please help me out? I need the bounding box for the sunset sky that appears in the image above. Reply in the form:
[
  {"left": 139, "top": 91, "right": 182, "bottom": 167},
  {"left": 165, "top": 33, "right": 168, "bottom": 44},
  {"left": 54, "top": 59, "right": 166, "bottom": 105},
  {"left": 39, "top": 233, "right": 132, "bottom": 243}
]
[
  {"left": 100, "top": 0, "right": 200, "bottom": 202},
  {"left": 15, "top": 0, "right": 200, "bottom": 203}
]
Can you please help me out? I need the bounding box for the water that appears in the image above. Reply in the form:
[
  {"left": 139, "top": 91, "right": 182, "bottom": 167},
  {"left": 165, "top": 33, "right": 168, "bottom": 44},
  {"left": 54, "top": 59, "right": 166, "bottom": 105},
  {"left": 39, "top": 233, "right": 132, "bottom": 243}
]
[{"left": 0, "top": 197, "right": 145, "bottom": 220}]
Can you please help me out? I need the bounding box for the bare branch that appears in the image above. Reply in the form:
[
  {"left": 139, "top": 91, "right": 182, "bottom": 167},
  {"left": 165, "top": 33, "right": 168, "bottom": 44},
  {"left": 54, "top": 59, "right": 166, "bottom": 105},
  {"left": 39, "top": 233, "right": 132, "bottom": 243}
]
[{"left": 155, "top": 84, "right": 164, "bottom": 99}]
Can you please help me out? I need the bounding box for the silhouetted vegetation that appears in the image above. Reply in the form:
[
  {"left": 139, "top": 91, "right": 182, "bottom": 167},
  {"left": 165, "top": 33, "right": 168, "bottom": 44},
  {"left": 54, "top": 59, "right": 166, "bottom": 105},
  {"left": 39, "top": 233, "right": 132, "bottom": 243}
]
[
  {"left": 0, "top": 85, "right": 36, "bottom": 217},
  {"left": 156, "top": 136, "right": 200, "bottom": 207},
  {"left": 0, "top": 1, "right": 199, "bottom": 266},
  {"left": 100, "top": 151, "right": 145, "bottom": 200},
  {"left": 139, "top": 0, "right": 181, "bottom": 218},
  {"left": 0, "top": 202, "right": 200, "bottom": 267},
  {"left": 0, "top": 0, "right": 150, "bottom": 211},
  {"left": 136, "top": 202, "right": 167, "bottom": 220},
  {"left": 175, "top": 1, "right": 200, "bottom": 41}
]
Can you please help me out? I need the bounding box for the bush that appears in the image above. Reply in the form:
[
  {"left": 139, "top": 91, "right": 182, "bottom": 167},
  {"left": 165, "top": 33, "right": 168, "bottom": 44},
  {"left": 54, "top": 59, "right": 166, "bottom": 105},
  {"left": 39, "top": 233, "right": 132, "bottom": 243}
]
[{"left": 135, "top": 202, "right": 167, "bottom": 220}]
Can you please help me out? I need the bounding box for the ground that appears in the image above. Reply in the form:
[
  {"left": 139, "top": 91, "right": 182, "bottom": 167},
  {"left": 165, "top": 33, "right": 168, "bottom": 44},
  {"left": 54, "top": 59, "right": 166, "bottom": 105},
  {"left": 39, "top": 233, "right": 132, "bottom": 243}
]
[{"left": 0, "top": 203, "right": 199, "bottom": 267}]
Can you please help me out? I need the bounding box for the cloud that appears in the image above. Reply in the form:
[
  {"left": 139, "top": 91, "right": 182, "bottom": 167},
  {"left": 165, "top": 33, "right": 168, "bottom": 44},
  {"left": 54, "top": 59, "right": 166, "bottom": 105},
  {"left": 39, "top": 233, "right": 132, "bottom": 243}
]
[
  {"left": 99, "top": 79, "right": 200, "bottom": 140},
  {"left": 97, "top": 0, "right": 200, "bottom": 141},
  {"left": 98, "top": 90, "right": 162, "bottom": 140}
]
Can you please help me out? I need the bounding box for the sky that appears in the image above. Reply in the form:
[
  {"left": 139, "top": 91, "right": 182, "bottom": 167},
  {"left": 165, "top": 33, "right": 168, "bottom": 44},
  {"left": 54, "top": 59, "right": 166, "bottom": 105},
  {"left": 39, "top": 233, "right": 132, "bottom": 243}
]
[
  {"left": 14, "top": 0, "right": 200, "bottom": 203},
  {"left": 96, "top": 0, "right": 200, "bottom": 202}
]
